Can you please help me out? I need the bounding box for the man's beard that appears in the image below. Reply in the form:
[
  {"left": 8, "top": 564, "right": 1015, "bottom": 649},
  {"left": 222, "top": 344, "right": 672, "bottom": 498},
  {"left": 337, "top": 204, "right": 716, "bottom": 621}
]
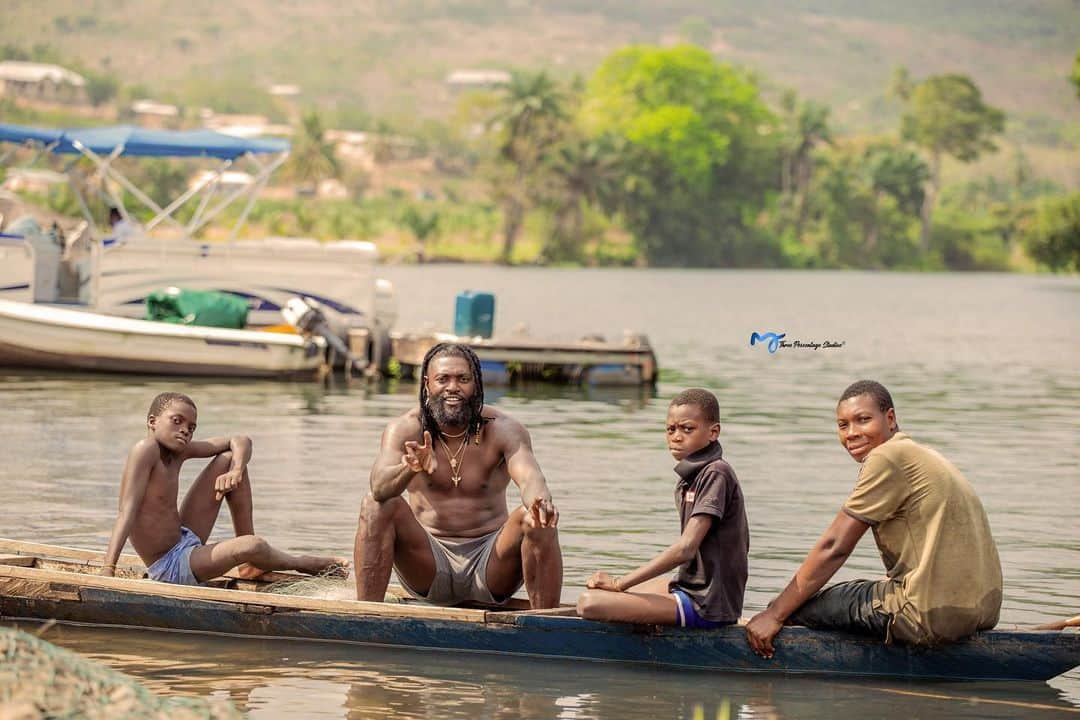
[{"left": 426, "top": 392, "right": 474, "bottom": 429}]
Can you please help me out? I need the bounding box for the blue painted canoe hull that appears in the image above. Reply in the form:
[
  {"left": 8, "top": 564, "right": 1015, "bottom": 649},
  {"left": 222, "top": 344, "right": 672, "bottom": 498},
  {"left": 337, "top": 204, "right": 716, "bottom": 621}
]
[{"left": 2, "top": 585, "right": 1077, "bottom": 682}]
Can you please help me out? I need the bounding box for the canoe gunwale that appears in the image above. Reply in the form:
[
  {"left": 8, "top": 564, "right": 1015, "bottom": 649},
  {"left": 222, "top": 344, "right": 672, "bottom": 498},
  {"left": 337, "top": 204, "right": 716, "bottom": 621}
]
[{"left": 1, "top": 539, "right": 1078, "bottom": 682}]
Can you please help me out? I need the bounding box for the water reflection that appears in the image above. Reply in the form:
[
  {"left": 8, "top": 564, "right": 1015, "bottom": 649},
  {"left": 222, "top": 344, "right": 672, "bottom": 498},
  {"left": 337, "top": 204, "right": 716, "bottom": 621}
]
[{"left": 14, "top": 622, "right": 1078, "bottom": 720}]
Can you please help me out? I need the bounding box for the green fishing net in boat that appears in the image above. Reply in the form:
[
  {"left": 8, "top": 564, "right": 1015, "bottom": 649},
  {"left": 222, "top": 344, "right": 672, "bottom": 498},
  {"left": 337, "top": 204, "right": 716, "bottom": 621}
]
[
  {"left": 0, "top": 627, "right": 241, "bottom": 719},
  {"left": 145, "top": 287, "right": 249, "bottom": 329}
]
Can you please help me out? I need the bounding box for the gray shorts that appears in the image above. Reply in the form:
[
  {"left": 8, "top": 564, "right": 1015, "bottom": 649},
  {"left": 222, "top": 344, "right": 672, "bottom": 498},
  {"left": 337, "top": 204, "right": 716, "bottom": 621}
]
[
  {"left": 145, "top": 526, "right": 202, "bottom": 586},
  {"left": 397, "top": 527, "right": 520, "bottom": 607},
  {"left": 786, "top": 579, "right": 892, "bottom": 640}
]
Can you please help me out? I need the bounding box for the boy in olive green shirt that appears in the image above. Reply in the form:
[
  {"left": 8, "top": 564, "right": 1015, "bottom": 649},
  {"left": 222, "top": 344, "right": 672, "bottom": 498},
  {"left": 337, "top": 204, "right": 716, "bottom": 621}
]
[{"left": 746, "top": 380, "right": 1001, "bottom": 656}]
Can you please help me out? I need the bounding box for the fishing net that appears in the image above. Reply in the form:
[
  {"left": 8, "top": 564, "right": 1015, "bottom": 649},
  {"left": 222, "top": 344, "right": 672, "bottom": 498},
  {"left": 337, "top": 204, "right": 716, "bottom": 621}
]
[
  {"left": 0, "top": 627, "right": 241, "bottom": 720},
  {"left": 264, "top": 577, "right": 402, "bottom": 603}
]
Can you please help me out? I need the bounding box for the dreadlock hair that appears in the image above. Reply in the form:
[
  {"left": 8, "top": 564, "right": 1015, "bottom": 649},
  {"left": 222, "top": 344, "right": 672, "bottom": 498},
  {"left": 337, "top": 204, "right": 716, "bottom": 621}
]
[
  {"left": 670, "top": 388, "right": 721, "bottom": 424},
  {"left": 147, "top": 392, "right": 196, "bottom": 421},
  {"left": 419, "top": 343, "right": 485, "bottom": 441},
  {"left": 838, "top": 380, "right": 899, "bottom": 429}
]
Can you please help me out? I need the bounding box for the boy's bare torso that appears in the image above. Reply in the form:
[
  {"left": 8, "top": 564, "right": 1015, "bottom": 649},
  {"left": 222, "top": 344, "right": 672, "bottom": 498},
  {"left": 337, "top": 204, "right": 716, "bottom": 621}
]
[
  {"left": 399, "top": 408, "right": 513, "bottom": 538},
  {"left": 122, "top": 438, "right": 186, "bottom": 566}
]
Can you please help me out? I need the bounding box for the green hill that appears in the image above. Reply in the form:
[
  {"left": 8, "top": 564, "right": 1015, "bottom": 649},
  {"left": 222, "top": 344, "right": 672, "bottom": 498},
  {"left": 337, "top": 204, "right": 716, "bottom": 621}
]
[{"left": 2, "top": 0, "right": 1076, "bottom": 144}]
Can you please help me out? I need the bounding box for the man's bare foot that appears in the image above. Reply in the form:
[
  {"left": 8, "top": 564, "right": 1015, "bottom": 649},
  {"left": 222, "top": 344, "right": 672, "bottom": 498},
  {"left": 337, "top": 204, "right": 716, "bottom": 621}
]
[{"left": 233, "top": 562, "right": 266, "bottom": 580}]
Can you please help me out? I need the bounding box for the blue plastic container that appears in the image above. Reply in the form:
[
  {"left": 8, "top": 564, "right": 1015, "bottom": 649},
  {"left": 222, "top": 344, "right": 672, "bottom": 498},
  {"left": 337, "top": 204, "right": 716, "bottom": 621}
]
[{"left": 453, "top": 291, "right": 495, "bottom": 338}]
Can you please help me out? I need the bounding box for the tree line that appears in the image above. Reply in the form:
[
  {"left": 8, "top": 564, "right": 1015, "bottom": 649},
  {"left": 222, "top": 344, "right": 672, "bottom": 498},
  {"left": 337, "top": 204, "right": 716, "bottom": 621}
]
[{"left": 476, "top": 45, "right": 1078, "bottom": 271}]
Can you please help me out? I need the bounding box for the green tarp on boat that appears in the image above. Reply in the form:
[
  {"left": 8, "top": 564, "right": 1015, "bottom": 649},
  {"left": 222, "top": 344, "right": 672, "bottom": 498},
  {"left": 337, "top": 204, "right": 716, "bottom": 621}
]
[{"left": 145, "top": 287, "right": 249, "bottom": 329}]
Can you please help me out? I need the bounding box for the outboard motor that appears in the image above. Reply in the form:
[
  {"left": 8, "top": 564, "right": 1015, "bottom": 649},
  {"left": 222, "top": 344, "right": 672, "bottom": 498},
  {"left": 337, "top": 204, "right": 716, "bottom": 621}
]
[{"left": 282, "top": 296, "right": 360, "bottom": 376}]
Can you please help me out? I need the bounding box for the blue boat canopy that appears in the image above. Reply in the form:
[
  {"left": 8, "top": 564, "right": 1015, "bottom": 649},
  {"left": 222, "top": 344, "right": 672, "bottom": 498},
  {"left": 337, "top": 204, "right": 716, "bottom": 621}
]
[{"left": 0, "top": 122, "right": 289, "bottom": 160}]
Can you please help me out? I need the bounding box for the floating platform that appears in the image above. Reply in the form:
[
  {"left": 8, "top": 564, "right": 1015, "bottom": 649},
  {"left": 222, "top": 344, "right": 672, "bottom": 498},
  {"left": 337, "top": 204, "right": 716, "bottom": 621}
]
[{"left": 374, "top": 330, "right": 659, "bottom": 386}]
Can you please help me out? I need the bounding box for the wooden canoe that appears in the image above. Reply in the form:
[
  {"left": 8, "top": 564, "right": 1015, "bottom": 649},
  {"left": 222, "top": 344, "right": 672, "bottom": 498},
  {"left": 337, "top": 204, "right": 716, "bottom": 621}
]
[{"left": 1, "top": 539, "right": 1077, "bottom": 683}]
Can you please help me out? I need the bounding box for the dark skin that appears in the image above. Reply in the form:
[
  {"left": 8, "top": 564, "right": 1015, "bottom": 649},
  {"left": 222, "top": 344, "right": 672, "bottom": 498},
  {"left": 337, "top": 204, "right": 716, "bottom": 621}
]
[
  {"left": 744, "top": 393, "right": 897, "bottom": 658},
  {"left": 103, "top": 399, "right": 346, "bottom": 581},
  {"left": 576, "top": 403, "right": 719, "bottom": 624},
  {"left": 355, "top": 355, "right": 562, "bottom": 608}
]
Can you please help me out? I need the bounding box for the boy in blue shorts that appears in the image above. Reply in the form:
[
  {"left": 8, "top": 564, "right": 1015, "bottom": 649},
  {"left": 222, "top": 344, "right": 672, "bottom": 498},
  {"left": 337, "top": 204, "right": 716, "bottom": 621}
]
[
  {"left": 102, "top": 392, "right": 347, "bottom": 584},
  {"left": 577, "top": 388, "right": 749, "bottom": 627}
]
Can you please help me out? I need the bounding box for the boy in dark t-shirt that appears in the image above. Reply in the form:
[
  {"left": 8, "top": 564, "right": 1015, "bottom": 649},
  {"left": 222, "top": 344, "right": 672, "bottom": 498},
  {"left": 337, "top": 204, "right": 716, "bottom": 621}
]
[{"left": 577, "top": 388, "right": 749, "bottom": 627}]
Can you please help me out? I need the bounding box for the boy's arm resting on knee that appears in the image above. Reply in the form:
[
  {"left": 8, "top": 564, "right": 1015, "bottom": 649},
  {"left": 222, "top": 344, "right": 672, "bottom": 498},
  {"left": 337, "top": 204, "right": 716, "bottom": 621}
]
[
  {"left": 182, "top": 434, "right": 251, "bottom": 463},
  {"left": 102, "top": 442, "right": 156, "bottom": 576},
  {"left": 761, "top": 510, "right": 869, "bottom": 622},
  {"left": 593, "top": 515, "right": 712, "bottom": 591},
  {"left": 746, "top": 510, "right": 870, "bottom": 656}
]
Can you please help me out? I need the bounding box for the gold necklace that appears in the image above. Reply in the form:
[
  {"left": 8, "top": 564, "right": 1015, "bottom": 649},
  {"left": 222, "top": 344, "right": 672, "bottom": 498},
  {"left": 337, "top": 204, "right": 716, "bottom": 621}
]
[{"left": 438, "top": 432, "right": 469, "bottom": 487}]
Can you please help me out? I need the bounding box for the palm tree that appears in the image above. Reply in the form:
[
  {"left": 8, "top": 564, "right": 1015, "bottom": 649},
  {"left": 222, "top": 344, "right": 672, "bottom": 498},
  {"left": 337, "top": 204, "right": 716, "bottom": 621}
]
[
  {"left": 288, "top": 110, "right": 340, "bottom": 186},
  {"left": 540, "top": 134, "right": 622, "bottom": 263},
  {"left": 779, "top": 92, "right": 832, "bottom": 239},
  {"left": 490, "top": 71, "right": 567, "bottom": 263}
]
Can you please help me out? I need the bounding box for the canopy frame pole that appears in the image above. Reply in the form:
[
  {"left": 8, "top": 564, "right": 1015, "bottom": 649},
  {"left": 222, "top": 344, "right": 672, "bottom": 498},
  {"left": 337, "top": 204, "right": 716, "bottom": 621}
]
[
  {"left": 66, "top": 169, "right": 98, "bottom": 237},
  {"left": 71, "top": 140, "right": 188, "bottom": 235},
  {"left": 146, "top": 158, "right": 233, "bottom": 233},
  {"left": 92, "top": 144, "right": 130, "bottom": 224},
  {"left": 185, "top": 161, "right": 231, "bottom": 235},
  {"left": 224, "top": 152, "right": 286, "bottom": 245},
  {"left": 186, "top": 151, "right": 286, "bottom": 238}
]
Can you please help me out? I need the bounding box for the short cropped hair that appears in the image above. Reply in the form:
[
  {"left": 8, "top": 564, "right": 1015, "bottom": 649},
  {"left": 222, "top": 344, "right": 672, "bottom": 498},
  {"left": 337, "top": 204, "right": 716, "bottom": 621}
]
[
  {"left": 147, "top": 392, "right": 196, "bottom": 420},
  {"left": 670, "top": 388, "right": 720, "bottom": 424},
  {"left": 838, "top": 380, "right": 894, "bottom": 413}
]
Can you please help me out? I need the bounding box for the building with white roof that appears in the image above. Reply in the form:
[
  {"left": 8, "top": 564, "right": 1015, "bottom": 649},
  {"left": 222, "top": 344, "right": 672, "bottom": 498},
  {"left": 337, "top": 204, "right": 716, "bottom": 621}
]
[
  {"left": 0, "top": 61, "right": 87, "bottom": 104},
  {"left": 445, "top": 69, "right": 512, "bottom": 91}
]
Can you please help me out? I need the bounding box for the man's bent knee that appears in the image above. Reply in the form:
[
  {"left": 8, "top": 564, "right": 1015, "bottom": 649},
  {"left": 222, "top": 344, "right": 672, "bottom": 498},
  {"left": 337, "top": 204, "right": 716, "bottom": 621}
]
[
  {"left": 513, "top": 506, "right": 559, "bottom": 543},
  {"left": 358, "top": 493, "right": 407, "bottom": 531},
  {"left": 522, "top": 521, "right": 558, "bottom": 546}
]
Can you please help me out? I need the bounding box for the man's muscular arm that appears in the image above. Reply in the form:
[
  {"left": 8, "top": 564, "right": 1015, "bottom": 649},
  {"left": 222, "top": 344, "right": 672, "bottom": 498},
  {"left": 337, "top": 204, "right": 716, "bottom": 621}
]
[
  {"left": 501, "top": 418, "right": 558, "bottom": 527},
  {"left": 102, "top": 440, "right": 157, "bottom": 576},
  {"left": 370, "top": 416, "right": 435, "bottom": 502}
]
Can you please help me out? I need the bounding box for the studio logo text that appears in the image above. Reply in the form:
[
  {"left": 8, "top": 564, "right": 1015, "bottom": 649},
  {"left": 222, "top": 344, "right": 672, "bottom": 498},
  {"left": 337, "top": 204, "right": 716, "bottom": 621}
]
[{"left": 750, "top": 332, "right": 845, "bottom": 353}]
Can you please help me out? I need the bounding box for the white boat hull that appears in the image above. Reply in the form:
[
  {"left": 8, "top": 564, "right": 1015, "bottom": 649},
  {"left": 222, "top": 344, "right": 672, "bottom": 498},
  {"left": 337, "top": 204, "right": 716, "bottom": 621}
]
[{"left": 0, "top": 298, "right": 325, "bottom": 378}]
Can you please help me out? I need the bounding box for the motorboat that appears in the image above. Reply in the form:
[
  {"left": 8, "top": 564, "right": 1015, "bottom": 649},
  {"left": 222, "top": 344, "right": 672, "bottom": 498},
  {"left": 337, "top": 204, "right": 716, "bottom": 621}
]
[{"left": 0, "top": 123, "right": 396, "bottom": 377}]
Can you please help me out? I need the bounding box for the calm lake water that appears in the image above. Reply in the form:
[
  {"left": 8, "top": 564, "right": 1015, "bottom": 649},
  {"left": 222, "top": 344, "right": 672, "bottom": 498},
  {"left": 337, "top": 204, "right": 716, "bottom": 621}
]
[{"left": 2, "top": 268, "right": 1078, "bottom": 718}]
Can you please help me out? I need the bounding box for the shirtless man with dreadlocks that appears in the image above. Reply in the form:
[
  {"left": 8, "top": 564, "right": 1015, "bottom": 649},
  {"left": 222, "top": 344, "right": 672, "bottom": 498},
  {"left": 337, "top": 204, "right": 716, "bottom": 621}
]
[{"left": 354, "top": 343, "right": 562, "bottom": 609}]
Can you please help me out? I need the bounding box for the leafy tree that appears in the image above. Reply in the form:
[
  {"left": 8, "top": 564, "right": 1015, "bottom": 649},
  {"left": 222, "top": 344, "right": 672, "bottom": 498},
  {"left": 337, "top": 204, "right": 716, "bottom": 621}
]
[
  {"left": 400, "top": 204, "right": 441, "bottom": 261},
  {"left": 1022, "top": 192, "right": 1080, "bottom": 272},
  {"left": 898, "top": 73, "right": 1005, "bottom": 251},
  {"left": 1071, "top": 49, "right": 1080, "bottom": 100},
  {"left": 583, "top": 45, "right": 780, "bottom": 266},
  {"left": 287, "top": 110, "right": 340, "bottom": 185},
  {"left": 490, "top": 70, "right": 568, "bottom": 263},
  {"left": 539, "top": 133, "right": 622, "bottom": 263},
  {"left": 778, "top": 91, "right": 832, "bottom": 239},
  {"left": 797, "top": 141, "right": 928, "bottom": 268},
  {"left": 83, "top": 70, "right": 119, "bottom": 107}
]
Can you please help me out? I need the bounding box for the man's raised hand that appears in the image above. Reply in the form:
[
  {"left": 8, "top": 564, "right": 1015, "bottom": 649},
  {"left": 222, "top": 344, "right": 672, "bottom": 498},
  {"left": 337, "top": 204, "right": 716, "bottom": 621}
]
[
  {"left": 402, "top": 430, "right": 437, "bottom": 474},
  {"left": 526, "top": 496, "right": 559, "bottom": 529}
]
